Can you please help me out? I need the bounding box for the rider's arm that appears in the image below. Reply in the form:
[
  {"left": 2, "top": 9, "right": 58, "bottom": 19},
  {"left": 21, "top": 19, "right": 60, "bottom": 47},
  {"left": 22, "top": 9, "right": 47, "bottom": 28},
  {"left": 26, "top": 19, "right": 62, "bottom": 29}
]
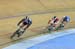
[
  {"left": 55, "top": 21, "right": 59, "bottom": 24},
  {"left": 48, "top": 20, "right": 51, "bottom": 24},
  {"left": 17, "top": 19, "right": 25, "bottom": 26},
  {"left": 61, "top": 16, "right": 65, "bottom": 22},
  {"left": 54, "top": 18, "right": 59, "bottom": 27}
]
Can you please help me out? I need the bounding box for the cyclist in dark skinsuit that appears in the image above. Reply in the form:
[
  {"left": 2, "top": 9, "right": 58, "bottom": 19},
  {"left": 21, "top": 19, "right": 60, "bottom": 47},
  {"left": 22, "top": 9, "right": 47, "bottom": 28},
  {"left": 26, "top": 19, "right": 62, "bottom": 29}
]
[
  {"left": 17, "top": 16, "right": 32, "bottom": 31},
  {"left": 17, "top": 16, "right": 32, "bottom": 36},
  {"left": 11, "top": 16, "right": 32, "bottom": 38}
]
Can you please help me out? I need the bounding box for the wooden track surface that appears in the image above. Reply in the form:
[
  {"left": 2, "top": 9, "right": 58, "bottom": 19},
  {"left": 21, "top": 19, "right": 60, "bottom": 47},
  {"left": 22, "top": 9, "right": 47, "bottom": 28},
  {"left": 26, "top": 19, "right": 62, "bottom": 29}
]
[{"left": 0, "top": 0, "right": 75, "bottom": 49}]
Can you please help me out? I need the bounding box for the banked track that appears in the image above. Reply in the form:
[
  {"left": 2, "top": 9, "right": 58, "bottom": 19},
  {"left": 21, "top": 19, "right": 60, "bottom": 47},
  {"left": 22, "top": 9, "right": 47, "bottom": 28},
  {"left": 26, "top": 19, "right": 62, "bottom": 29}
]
[{"left": 0, "top": 8, "right": 75, "bottom": 20}]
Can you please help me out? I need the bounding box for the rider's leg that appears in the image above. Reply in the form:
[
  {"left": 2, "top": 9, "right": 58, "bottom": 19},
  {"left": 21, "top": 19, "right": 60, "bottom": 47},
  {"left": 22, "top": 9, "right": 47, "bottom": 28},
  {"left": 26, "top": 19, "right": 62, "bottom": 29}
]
[
  {"left": 57, "top": 21, "right": 65, "bottom": 30},
  {"left": 48, "top": 23, "right": 55, "bottom": 31},
  {"left": 61, "top": 21, "right": 68, "bottom": 28},
  {"left": 17, "top": 24, "right": 27, "bottom": 36},
  {"left": 17, "top": 24, "right": 25, "bottom": 37},
  {"left": 24, "top": 24, "right": 31, "bottom": 30},
  {"left": 19, "top": 24, "right": 25, "bottom": 30},
  {"left": 21, "top": 24, "right": 31, "bottom": 34},
  {"left": 21, "top": 21, "right": 32, "bottom": 34}
]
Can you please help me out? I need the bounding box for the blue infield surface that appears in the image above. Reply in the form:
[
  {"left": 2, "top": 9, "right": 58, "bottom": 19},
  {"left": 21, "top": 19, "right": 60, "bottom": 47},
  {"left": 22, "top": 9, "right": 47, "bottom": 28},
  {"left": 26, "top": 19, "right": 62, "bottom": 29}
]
[{"left": 28, "top": 31, "right": 75, "bottom": 49}]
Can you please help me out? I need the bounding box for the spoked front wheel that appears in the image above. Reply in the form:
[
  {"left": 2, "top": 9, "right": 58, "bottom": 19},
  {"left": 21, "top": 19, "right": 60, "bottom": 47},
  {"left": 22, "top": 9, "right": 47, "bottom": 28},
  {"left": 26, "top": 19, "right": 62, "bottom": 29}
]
[
  {"left": 56, "top": 24, "right": 64, "bottom": 31},
  {"left": 47, "top": 25, "right": 54, "bottom": 33},
  {"left": 10, "top": 29, "right": 21, "bottom": 39}
]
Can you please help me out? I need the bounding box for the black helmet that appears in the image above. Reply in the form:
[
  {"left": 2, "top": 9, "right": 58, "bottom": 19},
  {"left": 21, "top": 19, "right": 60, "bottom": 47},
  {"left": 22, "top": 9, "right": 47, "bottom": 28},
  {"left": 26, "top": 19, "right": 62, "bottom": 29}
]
[
  {"left": 26, "top": 16, "right": 29, "bottom": 19},
  {"left": 53, "top": 16, "right": 56, "bottom": 18}
]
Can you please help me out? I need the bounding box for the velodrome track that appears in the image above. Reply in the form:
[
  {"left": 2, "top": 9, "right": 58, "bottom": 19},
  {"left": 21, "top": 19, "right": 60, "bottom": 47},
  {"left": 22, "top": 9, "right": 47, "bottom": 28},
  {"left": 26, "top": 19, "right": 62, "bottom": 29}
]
[
  {"left": 0, "top": 8, "right": 75, "bottom": 49},
  {"left": 3, "top": 29, "right": 75, "bottom": 49},
  {"left": 0, "top": 0, "right": 75, "bottom": 49}
]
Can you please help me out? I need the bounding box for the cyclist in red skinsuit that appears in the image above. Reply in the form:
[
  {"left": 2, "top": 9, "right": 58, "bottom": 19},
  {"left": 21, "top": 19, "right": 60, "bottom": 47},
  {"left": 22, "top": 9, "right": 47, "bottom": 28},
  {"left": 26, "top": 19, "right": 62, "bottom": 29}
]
[{"left": 48, "top": 16, "right": 59, "bottom": 30}]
